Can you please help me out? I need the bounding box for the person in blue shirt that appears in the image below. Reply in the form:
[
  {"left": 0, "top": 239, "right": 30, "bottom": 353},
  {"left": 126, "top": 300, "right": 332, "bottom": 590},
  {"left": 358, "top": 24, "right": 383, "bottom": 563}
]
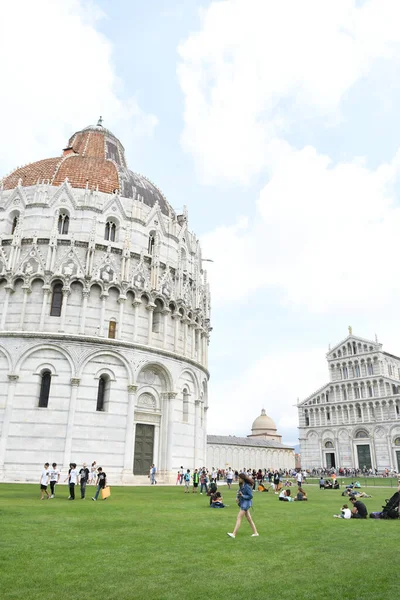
[{"left": 227, "top": 473, "right": 259, "bottom": 538}]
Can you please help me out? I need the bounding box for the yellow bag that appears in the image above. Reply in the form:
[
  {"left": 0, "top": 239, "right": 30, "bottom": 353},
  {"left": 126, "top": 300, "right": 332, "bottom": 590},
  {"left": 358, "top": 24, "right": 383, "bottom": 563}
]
[{"left": 101, "top": 486, "right": 110, "bottom": 500}]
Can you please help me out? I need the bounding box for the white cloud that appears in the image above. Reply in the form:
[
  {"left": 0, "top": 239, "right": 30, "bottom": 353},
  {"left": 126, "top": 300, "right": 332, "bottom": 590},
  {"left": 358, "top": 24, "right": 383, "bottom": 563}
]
[
  {"left": 202, "top": 142, "right": 400, "bottom": 312},
  {"left": 208, "top": 346, "right": 328, "bottom": 445},
  {"left": 0, "top": 0, "right": 157, "bottom": 176},
  {"left": 178, "top": 0, "right": 400, "bottom": 184}
]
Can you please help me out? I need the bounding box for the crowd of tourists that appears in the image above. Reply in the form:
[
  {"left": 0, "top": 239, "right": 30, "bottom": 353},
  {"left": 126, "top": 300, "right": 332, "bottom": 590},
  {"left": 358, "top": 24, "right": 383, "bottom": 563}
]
[{"left": 39, "top": 460, "right": 108, "bottom": 501}]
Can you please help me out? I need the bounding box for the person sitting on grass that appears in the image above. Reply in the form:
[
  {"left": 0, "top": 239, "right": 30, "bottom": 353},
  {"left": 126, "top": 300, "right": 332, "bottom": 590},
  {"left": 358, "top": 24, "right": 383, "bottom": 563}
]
[
  {"left": 279, "top": 489, "right": 294, "bottom": 502},
  {"left": 349, "top": 495, "right": 368, "bottom": 518},
  {"left": 208, "top": 481, "right": 218, "bottom": 503},
  {"left": 210, "top": 492, "right": 225, "bottom": 508},
  {"left": 295, "top": 487, "right": 308, "bottom": 501},
  {"left": 333, "top": 504, "right": 351, "bottom": 519}
]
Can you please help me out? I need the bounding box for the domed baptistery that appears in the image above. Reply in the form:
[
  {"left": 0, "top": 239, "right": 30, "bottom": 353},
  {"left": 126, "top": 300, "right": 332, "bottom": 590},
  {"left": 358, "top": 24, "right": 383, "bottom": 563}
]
[{"left": 0, "top": 119, "right": 211, "bottom": 483}]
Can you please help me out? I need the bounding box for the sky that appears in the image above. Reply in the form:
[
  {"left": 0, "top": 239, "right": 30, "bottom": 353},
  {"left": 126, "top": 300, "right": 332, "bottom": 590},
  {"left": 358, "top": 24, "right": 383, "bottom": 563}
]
[{"left": 3, "top": 0, "right": 400, "bottom": 445}]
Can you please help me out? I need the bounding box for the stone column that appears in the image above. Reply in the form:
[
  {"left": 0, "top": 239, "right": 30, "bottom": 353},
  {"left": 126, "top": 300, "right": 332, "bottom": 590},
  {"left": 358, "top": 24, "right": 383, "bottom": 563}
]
[
  {"left": 146, "top": 303, "right": 155, "bottom": 346},
  {"left": 19, "top": 286, "right": 30, "bottom": 329},
  {"left": 196, "top": 328, "right": 202, "bottom": 363},
  {"left": 194, "top": 399, "right": 200, "bottom": 467},
  {"left": 183, "top": 317, "right": 189, "bottom": 356},
  {"left": 79, "top": 290, "right": 90, "bottom": 334},
  {"left": 165, "top": 392, "right": 177, "bottom": 475},
  {"left": 132, "top": 299, "right": 141, "bottom": 342},
  {"left": 62, "top": 378, "right": 80, "bottom": 468},
  {"left": 203, "top": 405, "right": 209, "bottom": 467},
  {"left": 59, "top": 289, "right": 70, "bottom": 332},
  {"left": 117, "top": 296, "right": 126, "bottom": 340},
  {"left": 162, "top": 308, "right": 170, "bottom": 349},
  {"left": 0, "top": 375, "right": 19, "bottom": 479},
  {"left": 122, "top": 384, "right": 138, "bottom": 481},
  {"left": 190, "top": 323, "right": 196, "bottom": 360},
  {"left": 99, "top": 293, "right": 107, "bottom": 337},
  {"left": 172, "top": 313, "right": 180, "bottom": 353},
  {"left": 39, "top": 286, "right": 51, "bottom": 330},
  {"left": 1, "top": 288, "right": 12, "bottom": 329}
]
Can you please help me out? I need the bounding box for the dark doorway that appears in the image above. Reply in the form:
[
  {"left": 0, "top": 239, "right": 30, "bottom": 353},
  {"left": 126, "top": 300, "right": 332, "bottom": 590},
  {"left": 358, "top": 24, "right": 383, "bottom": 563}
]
[
  {"left": 133, "top": 424, "right": 154, "bottom": 475},
  {"left": 357, "top": 444, "right": 372, "bottom": 470},
  {"left": 326, "top": 453, "right": 336, "bottom": 469},
  {"left": 396, "top": 451, "right": 400, "bottom": 473}
]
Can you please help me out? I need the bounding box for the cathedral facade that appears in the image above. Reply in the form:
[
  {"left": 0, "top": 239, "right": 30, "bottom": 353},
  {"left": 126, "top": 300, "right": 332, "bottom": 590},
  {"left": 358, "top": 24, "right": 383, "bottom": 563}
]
[
  {"left": 298, "top": 333, "right": 400, "bottom": 472},
  {"left": 0, "top": 120, "right": 211, "bottom": 483}
]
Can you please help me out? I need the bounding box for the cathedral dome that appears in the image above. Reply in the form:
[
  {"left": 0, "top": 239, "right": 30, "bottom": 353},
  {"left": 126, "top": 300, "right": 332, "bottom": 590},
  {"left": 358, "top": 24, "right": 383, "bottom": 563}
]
[
  {"left": 251, "top": 409, "right": 277, "bottom": 434},
  {"left": 1, "top": 118, "right": 172, "bottom": 216}
]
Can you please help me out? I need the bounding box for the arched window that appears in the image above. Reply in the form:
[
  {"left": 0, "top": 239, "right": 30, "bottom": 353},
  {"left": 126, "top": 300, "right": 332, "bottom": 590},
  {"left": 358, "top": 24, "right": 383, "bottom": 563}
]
[
  {"left": 39, "top": 370, "right": 51, "bottom": 408},
  {"left": 11, "top": 215, "right": 19, "bottom": 235},
  {"left": 50, "top": 282, "right": 63, "bottom": 317},
  {"left": 305, "top": 415, "right": 310, "bottom": 426},
  {"left": 343, "top": 388, "right": 347, "bottom": 401},
  {"left": 355, "top": 364, "right": 360, "bottom": 377},
  {"left": 183, "top": 388, "right": 189, "bottom": 423},
  {"left": 105, "top": 221, "right": 116, "bottom": 242},
  {"left": 343, "top": 366, "right": 348, "bottom": 379},
  {"left": 356, "top": 405, "right": 362, "bottom": 418},
  {"left": 58, "top": 213, "right": 69, "bottom": 234},
  {"left": 108, "top": 320, "right": 116, "bottom": 339},
  {"left": 325, "top": 441, "right": 334, "bottom": 448},
  {"left": 96, "top": 375, "right": 109, "bottom": 411}
]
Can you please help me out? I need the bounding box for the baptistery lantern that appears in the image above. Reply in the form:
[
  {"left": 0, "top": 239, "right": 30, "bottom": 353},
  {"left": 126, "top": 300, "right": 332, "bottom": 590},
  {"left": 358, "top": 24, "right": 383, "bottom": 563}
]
[{"left": 0, "top": 119, "right": 211, "bottom": 483}]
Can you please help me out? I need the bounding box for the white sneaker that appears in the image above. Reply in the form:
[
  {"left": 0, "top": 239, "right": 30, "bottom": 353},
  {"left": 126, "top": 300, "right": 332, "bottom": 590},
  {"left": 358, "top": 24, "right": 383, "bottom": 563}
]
[
  {"left": 251, "top": 533, "right": 259, "bottom": 537},
  {"left": 227, "top": 533, "right": 236, "bottom": 538},
  {"left": 50, "top": 495, "right": 54, "bottom": 499},
  {"left": 92, "top": 497, "right": 96, "bottom": 501}
]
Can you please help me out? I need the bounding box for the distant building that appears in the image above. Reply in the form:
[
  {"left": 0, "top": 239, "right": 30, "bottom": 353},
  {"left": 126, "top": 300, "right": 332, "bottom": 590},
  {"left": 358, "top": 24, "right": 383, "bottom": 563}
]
[
  {"left": 207, "top": 409, "right": 295, "bottom": 470},
  {"left": 298, "top": 332, "right": 400, "bottom": 472}
]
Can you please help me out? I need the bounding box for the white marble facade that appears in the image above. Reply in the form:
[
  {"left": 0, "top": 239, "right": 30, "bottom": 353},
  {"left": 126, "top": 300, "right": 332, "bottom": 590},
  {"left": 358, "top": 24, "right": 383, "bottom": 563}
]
[
  {"left": 0, "top": 122, "right": 211, "bottom": 483},
  {"left": 298, "top": 333, "right": 400, "bottom": 472}
]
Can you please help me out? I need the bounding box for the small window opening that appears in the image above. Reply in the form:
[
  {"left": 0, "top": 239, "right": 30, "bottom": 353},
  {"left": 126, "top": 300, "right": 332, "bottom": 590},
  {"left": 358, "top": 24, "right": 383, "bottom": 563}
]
[
  {"left": 50, "top": 283, "right": 63, "bottom": 317},
  {"left": 105, "top": 221, "right": 116, "bottom": 242},
  {"left": 108, "top": 320, "right": 116, "bottom": 339},
  {"left": 96, "top": 375, "right": 109, "bottom": 411},
  {"left": 11, "top": 215, "right": 19, "bottom": 235},
  {"left": 39, "top": 370, "right": 51, "bottom": 408},
  {"left": 58, "top": 213, "right": 69, "bottom": 234}
]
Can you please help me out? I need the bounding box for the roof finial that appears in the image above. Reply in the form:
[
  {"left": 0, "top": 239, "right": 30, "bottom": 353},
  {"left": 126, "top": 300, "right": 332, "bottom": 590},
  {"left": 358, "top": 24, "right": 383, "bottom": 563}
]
[
  {"left": 97, "top": 116, "right": 103, "bottom": 127},
  {"left": 348, "top": 325, "right": 352, "bottom": 335}
]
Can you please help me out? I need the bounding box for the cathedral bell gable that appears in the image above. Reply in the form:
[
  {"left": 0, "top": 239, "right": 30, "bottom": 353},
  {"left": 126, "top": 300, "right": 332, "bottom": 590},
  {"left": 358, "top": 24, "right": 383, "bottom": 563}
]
[{"left": 326, "top": 331, "right": 382, "bottom": 361}]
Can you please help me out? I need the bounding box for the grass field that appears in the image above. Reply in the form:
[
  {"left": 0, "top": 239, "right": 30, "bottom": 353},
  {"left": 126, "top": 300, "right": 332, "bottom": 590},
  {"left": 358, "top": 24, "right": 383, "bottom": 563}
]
[{"left": 0, "top": 482, "right": 398, "bottom": 600}]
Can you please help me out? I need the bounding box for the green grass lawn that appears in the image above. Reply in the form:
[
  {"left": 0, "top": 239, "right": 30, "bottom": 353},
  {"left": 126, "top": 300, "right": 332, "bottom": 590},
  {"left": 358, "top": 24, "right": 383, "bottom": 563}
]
[{"left": 0, "top": 482, "right": 398, "bottom": 600}]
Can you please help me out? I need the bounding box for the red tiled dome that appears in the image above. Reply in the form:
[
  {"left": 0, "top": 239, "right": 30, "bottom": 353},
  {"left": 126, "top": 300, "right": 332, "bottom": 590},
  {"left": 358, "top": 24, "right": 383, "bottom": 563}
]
[{"left": 1, "top": 120, "right": 172, "bottom": 215}]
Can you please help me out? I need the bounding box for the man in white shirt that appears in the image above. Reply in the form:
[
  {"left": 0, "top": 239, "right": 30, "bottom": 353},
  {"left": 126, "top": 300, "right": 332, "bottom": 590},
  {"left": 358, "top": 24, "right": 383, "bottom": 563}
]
[
  {"left": 226, "top": 468, "right": 233, "bottom": 489},
  {"left": 296, "top": 471, "right": 303, "bottom": 487},
  {"left": 68, "top": 463, "right": 78, "bottom": 500},
  {"left": 49, "top": 462, "right": 60, "bottom": 498},
  {"left": 40, "top": 463, "right": 50, "bottom": 500}
]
